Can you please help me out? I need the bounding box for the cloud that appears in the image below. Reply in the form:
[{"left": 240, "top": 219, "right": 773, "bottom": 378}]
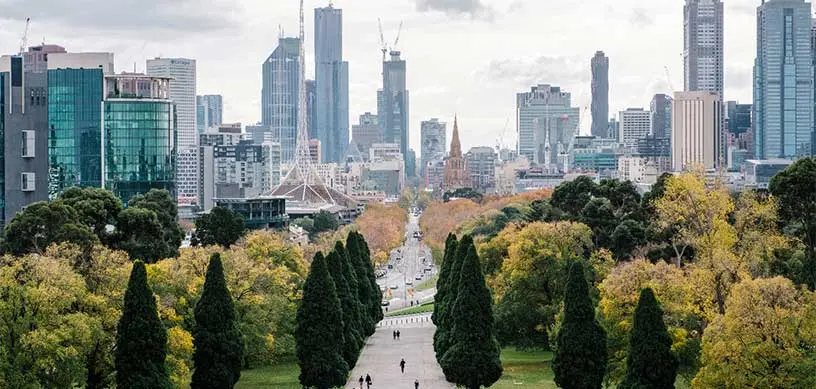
[
  {"left": 0, "top": 0, "right": 238, "bottom": 36},
  {"left": 415, "top": 0, "right": 494, "bottom": 19},
  {"left": 629, "top": 8, "right": 654, "bottom": 27},
  {"left": 478, "top": 55, "right": 590, "bottom": 89}
]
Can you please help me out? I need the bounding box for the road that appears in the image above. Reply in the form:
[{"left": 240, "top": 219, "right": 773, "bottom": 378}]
[{"left": 377, "top": 214, "right": 436, "bottom": 311}]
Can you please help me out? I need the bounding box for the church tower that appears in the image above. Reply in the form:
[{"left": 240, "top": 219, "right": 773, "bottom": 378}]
[{"left": 443, "top": 116, "right": 469, "bottom": 191}]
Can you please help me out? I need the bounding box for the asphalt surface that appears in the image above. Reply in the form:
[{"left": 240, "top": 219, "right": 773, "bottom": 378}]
[{"left": 377, "top": 214, "right": 436, "bottom": 311}]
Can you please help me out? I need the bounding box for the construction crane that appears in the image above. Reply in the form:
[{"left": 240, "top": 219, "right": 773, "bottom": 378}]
[
  {"left": 377, "top": 18, "right": 388, "bottom": 62},
  {"left": 19, "top": 17, "right": 30, "bottom": 55},
  {"left": 392, "top": 21, "right": 403, "bottom": 52},
  {"left": 664, "top": 65, "right": 676, "bottom": 92}
]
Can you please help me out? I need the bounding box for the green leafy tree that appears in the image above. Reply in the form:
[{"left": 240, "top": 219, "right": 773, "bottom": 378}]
[
  {"left": 619, "top": 288, "right": 678, "bottom": 389},
  {"left": 326, "top": 247, "right": 363, "bottom": 367},
  {"left": 596, "top": 178, "right": 642, "bottom": 218},
  {"left": 440, "top": 243, "right": 503, "bottom": 388},
  {"left": 115, "top": 260, "right": 171, "bottom": 389},
  {"left": 192, "top": 207, "right": 246, "bottom": 248},
  {"left": 581, "top": 198, "right": 618, "bottom": 248},
  {"left": 552, "top": 261, "right": 607, "bottom": 389},
  {"left": 295, "top": 252, "right": 349, "bottom": 388},
  {"left": 347, "top": 232, "right": 375, "bottom": 335},
  {"left": 4, "top": 201, "right": 98, "bottom": 255},
  {"left": 127, "top": 189, "right": 184, "bottom": 259},
  {"left": 313, "top": 211, "right": 340, "bottom": 234},
  {"left": 611, "top": 219, "right": 647, "bottom": 260},
  {"left": 769, "top": 157, "right": 816, "bottom": 290},
  {"left": 191, "top": 254, "right": 245, "bottom": 389},
  {"left": 115, "top": 207, "right": 165, "bottom": 263},
  {"left": 435, "top": 235, "right": 472, "bottom": 361},
  {"left": 551, "top": 175, "right": 598, "bottom": 217},
  {"left": 58, "top": 187, "right": 123, "bottom": 243}
]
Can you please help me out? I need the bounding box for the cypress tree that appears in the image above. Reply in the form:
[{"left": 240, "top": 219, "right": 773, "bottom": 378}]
[
  {"left": 337, "top": 240, "right": 368, "bottom": 343},
  {"left": 358, "top": 232, "right": 383, "bottom": 325},
  {"left": 347, "top": 232, "right": 375, "bottom": 335},
  {"left": 191, "top": 254, "right": 245, "bottom": 389},
  {"left": 432, "top": 233, "right": 458, "bottom": 325},
  {"left": 552, "top": 261, "right": 607, "bottom": 389},
  {"left": 434, "top": 234, "right": 472, "bottom": 361},
  {"left": 440, "top": 244, "right": 503, "bottom": 389},
  {"left": 619, "top": 288, "right": 678, "bottom": 389},
  {"left": 115, "top": 260, "right": 171, "bottom": 389},
  {"left": 326, "top": 247, "right": 363, "bottom": 367},
  {"left": 295, "top": 252, "right": 349, "bottom": 388}
]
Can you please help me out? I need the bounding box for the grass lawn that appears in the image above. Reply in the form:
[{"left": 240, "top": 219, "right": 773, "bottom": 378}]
[
  {"left": 235, "top": 360, "right": 300, "bottom": 389},
  {"left": 385, "top": 302, "right": 434, "bottom": 317},
  {"left": 415, "top": 274, "right": 438, "bottom": 291},
  {"left": 492, "top": 348, "right": 556, "bottom": 388}
]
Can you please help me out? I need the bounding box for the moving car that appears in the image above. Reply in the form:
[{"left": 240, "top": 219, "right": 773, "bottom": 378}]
[
  {"left": 390, "top": 284, "right": 399, "bottom": 290},
  {"left": 381, "top": 300, "right": 390, "bottom": 307},
  {"left": 415, "top": 274, "right": 423, "bottom": 281},
  {"left": 405, "top": 280, "right": 413, "bottom": 286}
]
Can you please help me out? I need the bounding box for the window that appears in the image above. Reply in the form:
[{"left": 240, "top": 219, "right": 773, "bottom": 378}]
[
  {"left": 21, "top": 173, "right": 35, "bottom": 192},
  {"left": 22, "top": 130, "right": 35, "bottom": 158}
]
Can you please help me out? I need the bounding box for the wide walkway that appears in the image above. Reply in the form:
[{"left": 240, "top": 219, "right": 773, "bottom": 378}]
[{"left": 346, "top": 312, "right": 453, "bottom": 389}]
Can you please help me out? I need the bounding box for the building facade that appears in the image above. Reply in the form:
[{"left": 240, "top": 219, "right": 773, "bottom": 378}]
[
  {"left": 443, "top": 117, "right": 469, "bottom": 190},
  {"left": 650, "top": 94, "right": 673, "bottom": 139},
  {"left": 262, "top": 37, "right": 300, "bottom": 163},
  {"left": 23, "top": 44, "right": 67, "bottom": 73},
  {"left": 516, "top": 84, "right": 580, "bottom": 167},
  {"left": 590, "top": 51, "right": 609, "bottom": 138},
  {"left": 196, "top": 94, "right": 223, "bottom": 133},
  {"left": 420, "top": 118, "right": 446, "bottom": 177},
  {"left": 465, "top": 146, "right": 497, "bottom": 191},
  {"left": 315, "top": 5, "right": 349, "bottom": 163},
  {"left": 619, "top": 108, "right": 652, "bottom": 150},
  {"left": 684, "top": 0, "right": 724, "bottom": 96},
  {"left": 378, "top": 51, "right": 409, "bottom": 168},
  {"left": 754, "top": 0, "right": 814, "bottom": 159},
  {"left": 351, "top": 112, "right": 381, "bottom": 159},
  {"left": 672, "top": 91, "right": 724, "bottom": 171}
]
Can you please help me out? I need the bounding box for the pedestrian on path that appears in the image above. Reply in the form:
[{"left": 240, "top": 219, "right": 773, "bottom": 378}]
[
  {"left": 365, "top": 374, "right": 372, "bottom": 388},
  {"left": 400, "top": 358, "right": 406, "bottom": 373},
  {"left": 358, "top": 376, "right": 364, "bottom": 388},
  {"left": 415, "top": 379, "right": 420, "bottom": 389},
  {"left": 392, "top": 330, "right": 396, "bottom": 340},
  {"left": 397, "top": 330, "right": 401, "bottom": 340}
]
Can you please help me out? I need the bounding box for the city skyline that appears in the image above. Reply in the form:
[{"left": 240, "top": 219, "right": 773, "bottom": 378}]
[{"left": 2, "top": 0, "right": 765, "bottom": 152}]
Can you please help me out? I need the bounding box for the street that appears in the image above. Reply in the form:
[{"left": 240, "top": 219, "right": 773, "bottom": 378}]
[{"left": 377, "top": 214, "right": 436, "bottom": 311}]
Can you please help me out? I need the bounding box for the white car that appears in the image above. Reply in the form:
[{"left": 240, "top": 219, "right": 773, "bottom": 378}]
[
  {"left": 390, "top": 284, "right": 399, "bottom": 290},
  {"left": 405, "top": 280, "right": 414, "bottom": 286},
  {"left": 415, "top": 274, "right": 423, "bottom": 281}
]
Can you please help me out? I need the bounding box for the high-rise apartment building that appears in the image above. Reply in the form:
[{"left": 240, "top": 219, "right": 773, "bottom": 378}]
[
  {"left": 420, "top": 118, "right": 447, "bottom": 177},
  {"left": 351, "top": 112, "right": 381, "bottom": 159},
  {"left": 465, "top": 146, "right": 497, "bottom": 191},
  {"left": 378, "top": 51, "right": 409, "bottom": 166},
  {"left": 754, "top": 0, "right": 814, "bottom": 159},
  {"left": 590, "top": 51, "right": 609, "bottom": 138},
  {"left": 196, "top": 94, "right": 223, "bottom": 133},
  {"left": 619, "top": 108, "right": 652, "bottom": 150},
  {"left": 262, "top": 37, "right": 300, "bottom": 163},
  {"left": 23, "top": 44, "right": 67, "bottom": 73},
  {"left": 516, "top": 84, "right": 580, "bottom": 167},
  {"left": 315, "top": 5, "right": 349, "bottom": 163},
  {"left": 672, "top": 91, "right": 724, "bottom": 171},
  {"left": 684, "top": 0, "right": 724, "bottom": 96},
  {"left": 650, "top": 94, "right": 673, "bottom": 139},
  {"left": 200, "top": 139, "right": 280, "bottom": 212}
]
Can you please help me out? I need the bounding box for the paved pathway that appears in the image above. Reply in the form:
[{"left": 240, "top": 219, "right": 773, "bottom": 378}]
[{"left": 346, "top": 312, "right": 453, "bottom": 389}]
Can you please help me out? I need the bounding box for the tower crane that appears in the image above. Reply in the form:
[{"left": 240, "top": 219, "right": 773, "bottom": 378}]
[
  {"left": 377, "top": 18, "right": 388, "bottom": 62},
  {"left": 664, "top": 65, "right": 676, "bottom": 92},
  {"left": 392, "top": 21, "right": 403, "bottom": 52},
  {"left": 19, "top": 17, "right": 30, "bottom": 55}
]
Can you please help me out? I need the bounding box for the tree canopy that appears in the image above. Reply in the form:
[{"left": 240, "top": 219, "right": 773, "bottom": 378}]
[{"left": 192, "top": 207, "right": 246, "bottom": 248}]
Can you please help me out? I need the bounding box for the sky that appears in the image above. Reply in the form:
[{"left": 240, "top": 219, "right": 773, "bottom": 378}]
[{"left": 1, "top": 0, "right": 771, "bottom": 152}]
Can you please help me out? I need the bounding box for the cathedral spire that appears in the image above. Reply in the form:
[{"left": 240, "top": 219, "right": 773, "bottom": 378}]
[
  {"left": 450, "top": 115, "right": 462, "bottom": 158},
  {"left": 443, "top": 114, "right": 469, "bottom": 191}
]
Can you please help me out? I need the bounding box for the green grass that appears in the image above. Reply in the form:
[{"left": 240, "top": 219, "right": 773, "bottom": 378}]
[
  {"left": 415, "top": 273, "right": 438, "bottom": 291},
  {"left": 385, "top": 302, "right": 434, "bottom": 317},
  {"left": 235, "top": 360, "right": 300, "bottom": 389},
  {"left": 492, "top": 348, "right": 556, "bottom": 388}
]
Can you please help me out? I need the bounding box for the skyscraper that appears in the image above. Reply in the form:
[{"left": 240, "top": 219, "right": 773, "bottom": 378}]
[
  {"left": 516, "top": 84, "right": 580, "bottom": 167},
  {"left": 650, "top": 94, "right": 673, "bottom": 139},
  {"left": 754, "top": 0, "right": 814, "bottom": 159},
  {"left": 420, "top": 118, "right": 447, "bottom": 177},
  {"left": 262, "top": 37, "right": 300, "bottom": 163},
  {"left": 306, "top": 79, "right": 317, "bottom": 139},
  {"left": 314, "top": 4, "right": 349, "bottom": 163},
  {"left": 378, "top": 51, "right": 409, "bottom": 166},
  {"left": 351, "top": 112, "right": 381, "bottom": 159},
  {"left": 672, "top": 91, "right": 723, "bottom": 170},
  {"left": 683, "top": 0, "right": 724, "bottom": 96},
  {"left": 196, "top": 94, "right": 223, "bottom": 133},
  {"left": 590, "top": 51, "right": 609, "bottom": 138},
  {"left": 619, "top": 108, "right": 652, "bottom": 150}
]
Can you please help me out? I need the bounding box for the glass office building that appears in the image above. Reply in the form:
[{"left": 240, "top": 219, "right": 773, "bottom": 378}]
[{"left": 47, "top": 68, "right": 105, "bottom": 197}]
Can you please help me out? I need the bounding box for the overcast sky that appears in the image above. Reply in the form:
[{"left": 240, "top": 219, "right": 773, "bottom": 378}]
[{"left": 2, "top": 0, "right": 769, "bottom": 152}]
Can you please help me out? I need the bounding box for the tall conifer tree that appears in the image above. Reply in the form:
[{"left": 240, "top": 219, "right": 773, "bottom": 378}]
[
  {"left": 435, "top": 234, "right": 472, "bottom": 360},
  {"left": 326, "top": 248, "right": 363, "bottom": 366},
  {"left": 619, "top": 288, "right": 678, "bottom": 389}
]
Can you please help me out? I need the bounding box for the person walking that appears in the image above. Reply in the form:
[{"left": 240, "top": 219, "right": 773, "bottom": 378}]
[
  {"left": 365, "top": 374, "right": 372, "bottom": 389},
  {"left": 396, "top": 330, "right": 401, "bottom": 340},
  {"left": 392, "top": 330, "right": 396, "bottom": 340},
  {"left": 400, "top": 358, "right": 406, "bottom": 374},
  {"left": 358, "top": 376, "right": 364, "bottom": 389},
  {"left": 414, "top": 379, "right": 420, "bottom": 389}
]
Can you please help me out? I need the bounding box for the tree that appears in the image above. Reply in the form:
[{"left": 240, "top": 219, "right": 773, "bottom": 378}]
[
  {"left": 347, "top": 232, "right": 375, "bottom": 335},
  {"left": 440, "top": 243, "right": 503, "bottom": 388},
  {"left": 295, "top": 252, "right": 349, "bottom": 388},
  {"left": 58, "top": 187, "right": 123, "bottom": 243},
  {"left": 769, "top": 157, "right": 816, "bottom": 290},
  {"left": 355, "top": 204, "right": 408, "bottom": 265},
  {"left": 581, "top": 198, "right": 618, "bottom": 248},
  {"left": 115, "top": 260, "right": 171, "bottom": 389},
  {"left": 596, "top": 178, "right": 642, "bottom": 217},
  {"left": 4, "top": 201, "right": 98, "bottom": 255},
  {"left": 693, "top": 277, "right": 816, "bottom": 388},
  {"left": 432, "top": 233, "right": 458, "bottom": 326},
  {"left": 552, "top": 261, "right": 607, "bottom": 389},
  {"left": 325, "top": 247, "right": 363, "bottom": 367},
  {"left": 357, "top": 232, "right": 384, "bottom": 326},
  {"left": 313, "top": 210, "right": 339, "bottom": 234},
  {"left": 191, "top": 254, "right": 245, "bottom": 389},
  {"left": 192, "top": 207, "right": 246, "bottom": 248},
  {"left": 611, "top": 219, "right": 647, "bottom": 260},
  {"left": 127, "top": 189, "right": 184, "bottom": 259},
  {"left": 619, "top": 288, "right": 678, "bottom": 389},
  {"left": 435, "top": 235, "right": 472, "bottom": 360},
  {"left": 551, "top": 175, "right": 598, "bottom": 217},
  {"left": 114, "top": 207, "right": 165, "bottom": 263}
]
